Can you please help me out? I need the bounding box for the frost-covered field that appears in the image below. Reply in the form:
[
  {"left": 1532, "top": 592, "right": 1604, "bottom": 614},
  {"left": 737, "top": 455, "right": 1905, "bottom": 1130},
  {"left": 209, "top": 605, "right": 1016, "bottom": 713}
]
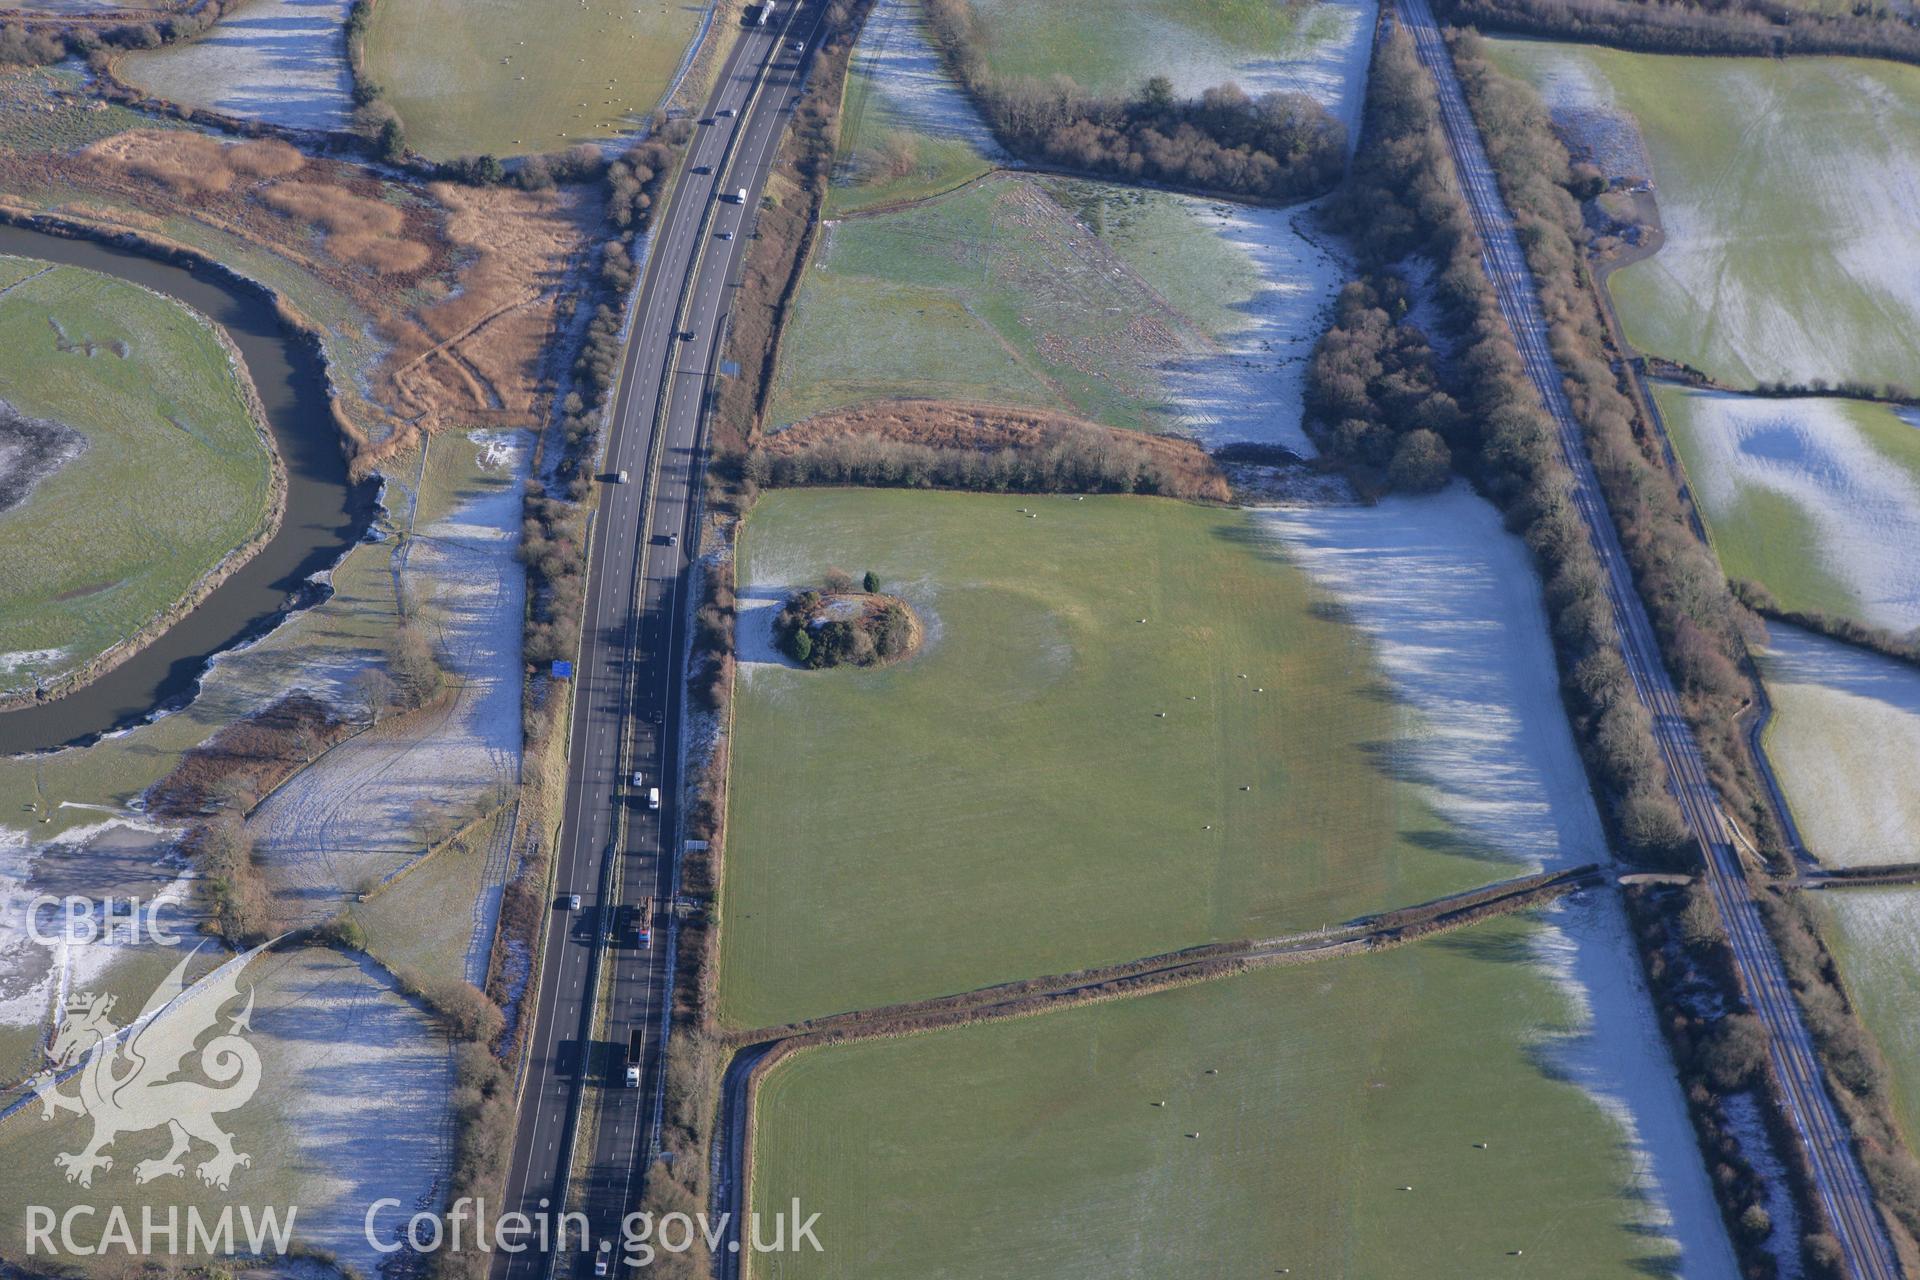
[
  {"left": 1814, "top": 888, "right": 1920, "bottom": 1139},
  {"left": 773, "top": 176, "right": 1342, "bottom": 452},
  {"left": 0, "top": 0, "right": 169, "bottom": 9},
  {"left": 249, "top": 947, "right": 452, "bottom": 1270},
  {"left": 1758, "top": 625, "right": 1920, "bottom": 868},
  {"left": 251, "top": 431, "right": 526, "bottom": 923},
  {"left": 1259, "top": 487, "right": 1603, "bottom": 867},
  {"left": 1499, "top": 41, "right": 1650, "bottom": 182},
  {"left": 1531, "top": 892, "right": 1741, "bottom": 1277},
  {"left": 830, "top": 0, "right": 1002, "bottom": 213},
  {"left": 1490, "top": 40, "right": 1920, "bottom": 391},
  {"left": 1135, "top": 195, "right": 1344, "bottom": 455},
  {"left": 840, "top": 0, "right": 1003, "bottom": 161},
  {"left": 1258, "top": 486, "right": 1734, "bottom": 1273},
  {"left": 1663, "top": 388, "right": 1920, "bottom": 632},
  {"left": 120, "top": 0, "right": 355, "bottom": 133},
  {"left": 0, "top": 504, "right": 406, "bottom": 1093},
  {"left": 0, "top": 815, "right": 196, "bottom": 1091}
]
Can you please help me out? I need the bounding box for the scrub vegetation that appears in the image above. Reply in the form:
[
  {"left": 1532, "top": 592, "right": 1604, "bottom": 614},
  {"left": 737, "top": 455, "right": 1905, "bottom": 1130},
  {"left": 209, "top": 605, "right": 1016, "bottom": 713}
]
[{"left": 0, "top": 89, "right": 600, "bottom": 466}]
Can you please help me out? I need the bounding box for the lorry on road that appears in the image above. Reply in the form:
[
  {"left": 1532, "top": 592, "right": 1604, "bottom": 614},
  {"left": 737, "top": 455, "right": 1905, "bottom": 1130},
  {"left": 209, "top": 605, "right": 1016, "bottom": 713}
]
[
  {"left": 625, "top": 1030, "right": 643, "bottom": 1087},
  {"left": 722, "top": 187, "right": 747, "bottom": 205},
  {"left": 636, "top": 895, "right": 652, "bottom": 948}
]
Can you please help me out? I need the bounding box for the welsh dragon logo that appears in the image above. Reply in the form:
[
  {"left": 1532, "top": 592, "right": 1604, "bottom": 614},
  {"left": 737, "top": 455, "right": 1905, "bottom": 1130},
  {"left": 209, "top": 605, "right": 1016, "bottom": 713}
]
[{"left": 27, "top": 941, "right": 266, "bottom": 1190}]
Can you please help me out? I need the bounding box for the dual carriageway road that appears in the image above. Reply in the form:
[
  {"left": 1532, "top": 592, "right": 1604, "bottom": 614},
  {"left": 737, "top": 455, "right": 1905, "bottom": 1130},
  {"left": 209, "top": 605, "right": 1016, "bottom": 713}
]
[{"left": 495, "top": 3, "right": 825, "bottom": 1275}]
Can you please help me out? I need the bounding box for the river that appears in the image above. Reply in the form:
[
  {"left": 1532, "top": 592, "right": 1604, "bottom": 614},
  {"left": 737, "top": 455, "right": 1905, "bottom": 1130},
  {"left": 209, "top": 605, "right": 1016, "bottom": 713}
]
[{"left": 0, "top": 222, "right": 375, "bottom": 755}]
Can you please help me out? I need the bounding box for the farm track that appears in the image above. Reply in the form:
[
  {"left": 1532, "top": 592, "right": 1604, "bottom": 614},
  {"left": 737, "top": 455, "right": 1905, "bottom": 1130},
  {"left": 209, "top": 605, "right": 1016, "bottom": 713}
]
[
  {"left": 709, "top": 863, "right": 1603, "bottom": 1273},
  {"left": 1396, "top": 0, "right": 1902, "bottom": 1273}
]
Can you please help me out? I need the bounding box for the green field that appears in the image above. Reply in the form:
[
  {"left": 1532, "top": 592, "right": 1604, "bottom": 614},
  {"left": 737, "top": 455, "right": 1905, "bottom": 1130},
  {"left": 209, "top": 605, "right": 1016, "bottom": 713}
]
[
  {"left": 718, "top": 490, "right": 1517, "bottom": 1029},
  {"left": 353, "top": 806, "right": 505, "bottom": 991},
  {"left": 1658, "top": 386, "right": 1920, "bottom": 631},
  {"left": 768, "top": 172, "right": 1259, "bottom": 433},
  {"left": 362, "top": 0, "right": 704, "bottom": 158},
  {"left": 752, "top": 918, "right": 1688, "bottom": 1278},
  {"left": 1488, "top": 40, "right": 1920, "bottom": 391},
  {"left": 0, "top": 257, "right": 276, "bottom": 698},
  {"left": 966, "top": 0, "right": 1354, "bottom": 98}
]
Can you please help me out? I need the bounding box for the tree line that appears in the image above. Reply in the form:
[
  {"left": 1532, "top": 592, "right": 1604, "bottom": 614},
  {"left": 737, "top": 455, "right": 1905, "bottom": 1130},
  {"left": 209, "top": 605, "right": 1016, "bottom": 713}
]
[
  {"left": 745, "top": 425, "right": 1216, "bottom": 499},
  {"left": 517, "top": 133, "right": 680, "bottom": 758},
  {"left": 922, "top": 0, "right": 1347, "bottom": 200}
]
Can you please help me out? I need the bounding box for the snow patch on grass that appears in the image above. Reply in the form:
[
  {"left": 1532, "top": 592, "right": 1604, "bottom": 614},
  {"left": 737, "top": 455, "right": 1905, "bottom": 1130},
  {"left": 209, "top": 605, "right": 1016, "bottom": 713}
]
[
  {"left": 1720, "top": 1090, "right": 1805, "bottom": 1277},
  {"left": 844, "top": 0, "right": 1003, "bottom": 157},
  {"left": 1159, "top": 198, "right": 1343, "bottom": 455},
  {"left": 469, "top": 428, "right": 519, "bottom": 471},
  {"left": 0, "top": 648, "right": 66, "bottom": 683},
  {"left": 1531, "top": 893, "right": 1742, "bottom": 1277},
  {"left": 1257, "top": 485, "right": 1604, "bottom": 868},
  {"left": 120, "top": 0, "right": 356, "bottom": 133},
  {"left": 254, "top": 947, "right": 450, "bottom": 1272},
  {"left": 1220, "top": 0, "right": 1375, "bottom": 146},
  {"left": 1758, "top": 624, "right": 1920, "bottom": 867},
  {"left": 1680, "top": 392, "right": 1920, "bottom": 633},
  {"left": 733, "top": 593, "right": 795, "bottom": 679},
  {"left": 1264, "top": 485, "right": 1735, "bottom": 1271},
  {"left": 1510, "top": 45, "right": 1650, "bottom": 182}
]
